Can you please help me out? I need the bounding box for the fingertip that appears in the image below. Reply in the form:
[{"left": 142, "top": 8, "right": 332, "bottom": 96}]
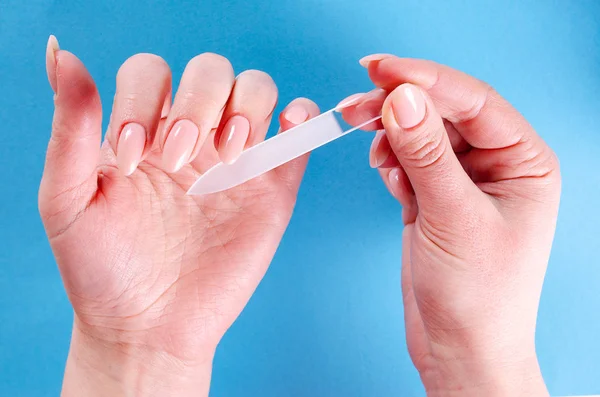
[
  {"left": 283, "top": 105, "right": 309, "bottom": 125},
  {"left": 359, "top": 53, "right": 393, "bottom": 68},
  {"left": 53, "top": 50, "right": 100, "bottom": 107},
  {"left": 279, "top": 98, "right": 319, "bottom": 132},
  {"left": 338, "top": 89, "right": 386, "bottom": 131},
  {"left": 386, "top": 84, "right": 427, "bottom": 130},
  {"left": 335, "top": 93, "right": 365, "bottom": 110}
]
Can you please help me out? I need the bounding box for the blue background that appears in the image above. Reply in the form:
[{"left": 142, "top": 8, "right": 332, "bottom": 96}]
[{"left": 0, "top": 0, "right": 598, "bottom": 396}]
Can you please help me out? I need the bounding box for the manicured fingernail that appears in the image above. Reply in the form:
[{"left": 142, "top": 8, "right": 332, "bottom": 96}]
[
  {"left": 335, "top": 93, "right": 366, "bottom": 110},
  {"left": 283, "top": 105, "right": 309, "bottom": 125},
  {"left": 163, "top": 119, "right": 199, "bottom": 173},
  {"left": 391, "top": 84, "right": 426, "bottom": 129},
  {"left": 117, "top": 123, "right": 146, "bottom": 176},
  {"left": 388, "top": 168, "right": 403, "bottom": 200},
  {"left": 370, "top": 130, "right": 392, "bottom": 168},
  {"left": 161, "top": 90, "right": 171, "bottom": 118},
  {"left": 46, "top": 35, "right": 59, "bottom": 93},
  {"left": 359, "top": 54, "right": 388, "bottom": 68},
  {"left": 218, "top": 115, "right": 250, "bottom": 165}
]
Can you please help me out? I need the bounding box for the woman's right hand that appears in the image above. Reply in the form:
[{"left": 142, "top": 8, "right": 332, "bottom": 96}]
[{"left": 341, "top": 56, "right": 560, "bottom": 396}]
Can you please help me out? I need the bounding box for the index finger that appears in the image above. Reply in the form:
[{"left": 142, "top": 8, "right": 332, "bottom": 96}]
[{"left": 361, "top": 55, "right": 535, "bottom": 150}]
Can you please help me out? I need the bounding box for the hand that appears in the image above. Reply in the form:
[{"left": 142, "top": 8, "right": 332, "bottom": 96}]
[
  {"left": 341, "top": 56, "right": 559, "bottom": 396},
  {"left": 39, "top": 36, "right": 319, "bottom": 396}
]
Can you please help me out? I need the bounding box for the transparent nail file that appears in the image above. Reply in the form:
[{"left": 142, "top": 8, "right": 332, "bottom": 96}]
[{"left": 187, "top": 103, "right": 382, "bottom": 196}]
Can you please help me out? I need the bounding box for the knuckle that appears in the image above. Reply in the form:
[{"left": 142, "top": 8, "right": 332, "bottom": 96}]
[
  {"left": 178, "top": 91, "right": 222, "bottom": 113},
  {"left": 237, "top": 70, "right": 278, "bottom": 99},
  {"left": 118, "top": 53, "right": 170, "bottom": 77},
  {"left": 402, "top": 131, "right": 448, "bottom": 169},
  {"left": 188, "top": 52, "right": 233, "bottom": 72},
  {"left": 238, "top": 69, "right": 275, "bottom": 86}
]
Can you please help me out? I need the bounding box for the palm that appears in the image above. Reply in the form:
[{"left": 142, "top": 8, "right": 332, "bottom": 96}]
[
  {"left": 46, "top": 137, "right": 299, "bottom": 359},
  {"left": 41, "top": 48, "right": 318, "bottom": 359}
]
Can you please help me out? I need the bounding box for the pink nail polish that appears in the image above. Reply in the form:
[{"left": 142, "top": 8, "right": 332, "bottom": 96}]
[
  {"left": 284, "top": 105, "right": 309, "bottom": 125},
  {"left": 359, "top": 54, "right": 389, "bottom": 68},
  {"left": 369, "top": 130, "right": 392, "bottom": 168},
  {"left": 161, "top": 90, "right": 171, "bottom": 118},
  {"left": 391, "top": 85, "right": 426, "bottom": 129},
  {"left": 219, "top": 115, "right": 250, "bottom": 165},
  {"left": 117, "top": 123, "right": 146, "bottom": 176},
  {"left": 163, "top": 120, "right": 199, "bottom": 173}
]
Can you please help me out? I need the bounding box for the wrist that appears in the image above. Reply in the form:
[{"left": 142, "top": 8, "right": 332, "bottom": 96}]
[
  {"left": 420, "top": 351, "right": 548, "bottom": 397},
  {"left": 62, "top": 319, "right": 215, "bottom": 397}
]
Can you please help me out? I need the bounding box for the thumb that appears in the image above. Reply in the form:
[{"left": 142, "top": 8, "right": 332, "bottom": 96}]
[
  {"left": 39, "top": 36, "right": 102, "bottom": 237},
  {"left": 381, "top": 84, "right": 481, "bottom": 223}
]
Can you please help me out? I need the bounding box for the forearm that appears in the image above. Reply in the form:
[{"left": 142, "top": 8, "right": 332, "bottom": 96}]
[{"left": 62, "top": 322, "right": 214, "bottom": 397}]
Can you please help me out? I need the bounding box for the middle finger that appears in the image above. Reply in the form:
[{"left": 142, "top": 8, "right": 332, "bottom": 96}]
[{"left": 160, "top": 53, "right": 235, "bottom": 173}]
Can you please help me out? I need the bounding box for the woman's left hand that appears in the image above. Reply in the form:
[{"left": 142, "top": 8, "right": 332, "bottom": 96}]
[{"left": 40, "top": 37, "right": 318, "bottom": 396}]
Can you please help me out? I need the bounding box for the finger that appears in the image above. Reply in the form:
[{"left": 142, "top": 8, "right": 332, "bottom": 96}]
[
  {"left": 369, "top": 130, "right": 400, "bottom": 169},
  {"left": 161, "top": 53, "right": 235, "bottom": 173},
  {"left": 443, "top": 119, "right": 471, "bottom": 154},
  {"left": 39, "top": 36, "right": 102, "bottom": 235},
  {"left": 340, "top": 93, "right": 472, "bottom": 155},
  {"left": 337, "top": 89, "right": 385, "bottom": 131},
  {"left": 214, "top": 70, "right": 278, "bottom": 164},
  {"left": 107, "top": 53, "right": 172, "bottom": 176},
  {"left": 361, "top": 55, "right": 537, "bottom": 150},
  {"left": 381, "top": 83, "right": 483, "bottom": 222},
  {"left": 458, "top": 136, "right": 559, "bottom": 185},
  {"left": 379, "top": 167, "right": 417, "bottom": 225},
  {"left": 273, "top": 98, "right": 320, "bottom": 192}
]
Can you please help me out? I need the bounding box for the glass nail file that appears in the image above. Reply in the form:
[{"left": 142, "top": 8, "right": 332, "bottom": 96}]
[{"left": 187, "top": 106, "right": 381, "bottom": 196}]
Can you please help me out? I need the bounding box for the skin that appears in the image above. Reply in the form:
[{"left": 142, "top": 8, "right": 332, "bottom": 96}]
[{"left": 40, "top": 38, "right": 559, "bottom": 396}]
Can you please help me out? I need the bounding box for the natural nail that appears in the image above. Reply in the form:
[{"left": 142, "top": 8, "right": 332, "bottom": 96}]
[
  {"left": 283, "top": 105, "right": 309, "bottom": 125},
  {"left": 46, "top": 35, "right": 60, "bottom": 93},
  {"left": 370, "top": 130, "right": 392, "bottom": 168},
  {"left": 388, "top": 168, "right": 403, "bottom": 200},
  {"left": 117, "top": 123, "right": 146, "bottom": 176},
  {"left": 391, "top": 84, "right": 426, "bottom": 129},
  {"left": 335, "top": 93, "right": 366, "bottom": 111},
  {"left": 218, "top": 115, "right": 250, "bottom": 165},
  {"left": 163, "top": 119, "right": 199, "bottom": 173},
  {"left": 359, "top": 54, "right": 388, "bottom": 68}
]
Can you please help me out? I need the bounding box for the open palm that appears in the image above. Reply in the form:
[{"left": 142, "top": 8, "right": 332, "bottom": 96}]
[{"left": 39, "top": 39, "right": 319, "bottom": 364}]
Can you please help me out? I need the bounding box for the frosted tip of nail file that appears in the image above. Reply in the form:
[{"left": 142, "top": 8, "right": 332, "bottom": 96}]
[{"left": 186, "top": 98, "right": 381, "bottom": 196}]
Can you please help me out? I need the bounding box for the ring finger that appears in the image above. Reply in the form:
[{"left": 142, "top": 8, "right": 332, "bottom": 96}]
[{"left": 213, "top": 69, "right": 279, "bottom": 164}]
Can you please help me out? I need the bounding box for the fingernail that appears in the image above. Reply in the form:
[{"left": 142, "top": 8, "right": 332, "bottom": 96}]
[
  {"left": 46, "top": 35, "right": 59, "bottom": 93},
  {"left": 388, "top": 168, "right": 403, "bottom": 200},
  {"left": 370, "top": 130, "right": 392, "bottom": 168},
  {"left": 117, "top": 123, "right": 146, "bottom": 176},
  {"left": 356, "top": 88, "right": 386, "bottom": 113},
  {"left": 359, "top": 54, "right": 388, "bottom": 68},
  {"left": 283, "top": 105, "right": 309, "bottom": 125},
  {"left": 161, "top": 90, "right": 171, "bottom": 118},
  {"left": 335, "top": 93, "right": 366, "bottom": 110},
  {"left": 163, "top": 120, "right": 199, "bottom": 173},
  {"left": 391, "top": 85, "right": 426, "bottom": 129},
  {"left": 218, "top": 115, "right": 250, "bottom": 165}
]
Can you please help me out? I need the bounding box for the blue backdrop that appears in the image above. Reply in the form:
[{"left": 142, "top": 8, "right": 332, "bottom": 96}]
[{"left": 0, "top": 0, "right": 598, "bottom": 396}]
